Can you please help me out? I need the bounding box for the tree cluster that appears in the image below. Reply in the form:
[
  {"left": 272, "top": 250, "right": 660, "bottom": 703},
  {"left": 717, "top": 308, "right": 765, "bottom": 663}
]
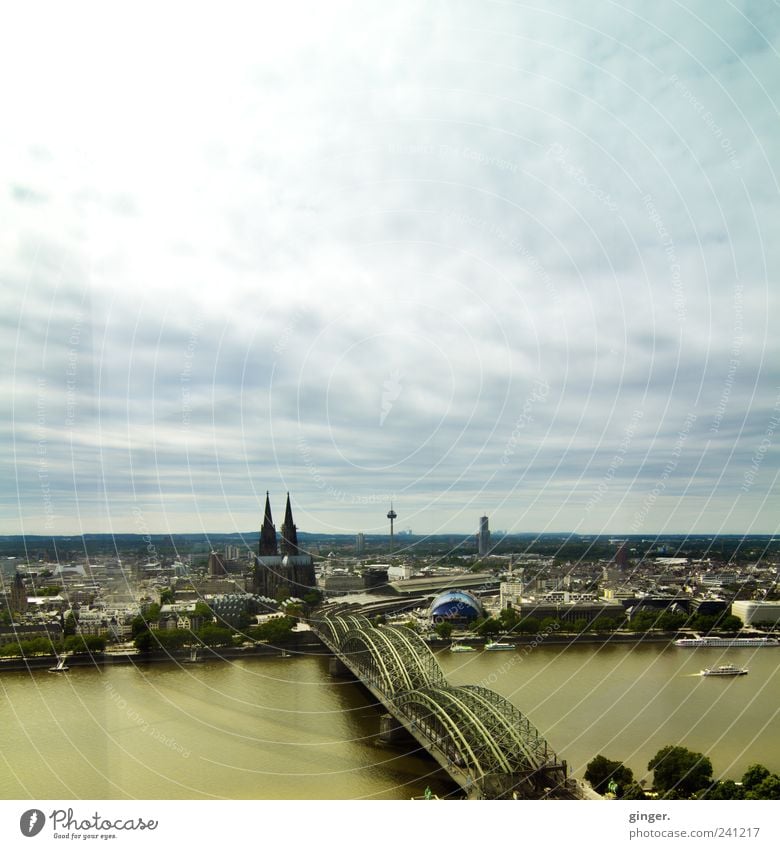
[
  {"left": 628, "top": 610, "right": 742, "bottom": 633},
  {"left": 0, "top": 634, "right": 106, "bottom": 657},
  {"left": 587, "top": 746, "right": 780, "bottom": 800},
  {"left": 584, "top": 755, "right": 644, "bottom": 798},
  {"left": 132, "top": 614, "right": 296, "bottom": 653},
  {"left": 700, "top": 764, "right": 780, "bottom": 800}
]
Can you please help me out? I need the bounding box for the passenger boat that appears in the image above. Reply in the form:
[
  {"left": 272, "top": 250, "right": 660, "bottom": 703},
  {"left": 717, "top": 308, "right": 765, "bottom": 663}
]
[
  {"left": 484, "top": 641, "right": 515, "bottom": 651},
  {"left": 700, "top": 665, "right": 748, "bottom": 677},
  {"left": 449, "top": 642, "right": 476, "bottom": 653},
  {"left": 675, "top": 636, "right": 779, "bottom": 648}
]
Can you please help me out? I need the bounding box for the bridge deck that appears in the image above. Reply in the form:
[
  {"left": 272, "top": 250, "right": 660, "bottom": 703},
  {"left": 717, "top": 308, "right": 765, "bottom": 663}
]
[{"left": 314, "top": 616, "right": 581, "bottom": 799}]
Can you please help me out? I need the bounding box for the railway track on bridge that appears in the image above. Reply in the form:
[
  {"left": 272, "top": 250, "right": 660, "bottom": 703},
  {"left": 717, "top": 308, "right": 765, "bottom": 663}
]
[{"left": 312, "top": 612, "right": 581, "bottom": 799}]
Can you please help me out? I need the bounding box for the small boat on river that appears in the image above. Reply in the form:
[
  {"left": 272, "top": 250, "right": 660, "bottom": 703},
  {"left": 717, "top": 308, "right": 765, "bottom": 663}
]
[{"left": 700, "top": 665, "right": 748, "bottom": 677}]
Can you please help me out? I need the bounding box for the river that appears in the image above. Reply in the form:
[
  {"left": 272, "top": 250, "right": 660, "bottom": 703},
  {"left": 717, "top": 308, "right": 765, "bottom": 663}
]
[{"left": 1, "top": 642, "right": 778, "bottom": 799}]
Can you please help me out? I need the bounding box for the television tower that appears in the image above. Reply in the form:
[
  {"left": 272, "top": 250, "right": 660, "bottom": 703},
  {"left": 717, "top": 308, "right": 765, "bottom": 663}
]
[{"left": 387, "top": 503, "right": 397, "bottom": 554}]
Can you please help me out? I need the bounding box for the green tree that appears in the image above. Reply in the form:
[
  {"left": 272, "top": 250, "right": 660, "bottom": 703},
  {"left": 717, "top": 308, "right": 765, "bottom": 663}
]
[
  {"left": 515, "top": 617, "right": 541, "bottom": 634},
  {"left": 741, "top": 764, "right": 770, "bottom": 791},
  {"left": 194, "top": 601, "right": 213, "bottom": 620},
  {"left": 131, "top": 615, "right": 150, "bottom": 638},
  {"left": 155, "top": 629, "right": 190, "bottom": 650},
  {"left": 717, "top": 614, "right": 742, "bottom": 631},
  {"left": 196, "top": 625, "right": 234, "bottom": 647},
  {"left": 134, "top": 630, "right": 155, "bottom": 653},
  {"left": 648, "top": 746, "right": 713, "bottom": 798},
  {"left": 585, "top": 755, "right": 634, "bottom": 796},
  {"left": 591, "top": 616, "right": 621, "bottom": 632},
  {"left": 254, "top": 616, "right": 295, "bottom": 644},
  {"left": 622, "top": 782, "right": 646, "bottom": 800},
  {"left": 33, "top": 586, "right": 62, "bottom": 597},
  {"left": 159, "top": 588, "right": 175, "bottom": 605},
  {"left": 474, "top": 617, "right": 502, "bottom": 636},
  {"left": 303, "top": 590, "right": 323, "bottom": 607},
  {"left": 63, "top": 612, "right": 77, "bottom": 637},
  {"left": 745, "top": 775, "right": 780, "bottom": 800},
  {"left": 656, "top": 612, "right": 687, "bottom": 631},
  {"left": 435, "top": 621, "right": 453, "bottom": 640},
  {"left": 64, "top": 634, "right": 106, "bottom": 654},
  {"left": 700, "top": 780, "right": 744, "bottom": 800},
  {"left": 236, "top": 611, "right": 253, "bottom": 632},
  {"left": 690, "top": 613, "right": 723, "bottom": 633}
]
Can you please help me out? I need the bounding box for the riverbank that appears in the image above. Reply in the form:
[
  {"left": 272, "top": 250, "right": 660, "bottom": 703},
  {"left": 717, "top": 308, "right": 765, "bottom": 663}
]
[
  {"left": 0, "top": 631, "right": 327, "bottom": 672},
  {"left": 2, "top": 627, "right": 746, "bottom": 673},
  {"left": 426, "top": 631, "right": 677, "bottom": 649}
]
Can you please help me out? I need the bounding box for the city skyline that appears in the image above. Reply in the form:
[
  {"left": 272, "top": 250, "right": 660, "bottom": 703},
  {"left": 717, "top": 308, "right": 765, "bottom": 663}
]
[{"left": 2, "top": 2, "right": 778, "bottom": 538}]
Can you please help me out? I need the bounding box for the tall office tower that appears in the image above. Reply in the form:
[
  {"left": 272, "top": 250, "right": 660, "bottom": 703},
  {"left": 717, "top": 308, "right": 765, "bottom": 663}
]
[
  {"left": 478, "top": 515, "right": 491, "bottom": 557},
  {"left": 615, "top": 543, "right": 629, "bottom": 569},
  {"left": 208, "top": 551, "right": 227, "bottom": 577},
  {"left": 355, "top": 532, "right": 365, "bottom": 556}
]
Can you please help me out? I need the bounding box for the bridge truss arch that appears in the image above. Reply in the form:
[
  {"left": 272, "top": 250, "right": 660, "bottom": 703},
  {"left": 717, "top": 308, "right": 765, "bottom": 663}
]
[
  {"left": 339, "top": 625, "right": 444, "bottom": 695},
  {"left": 315, "top": 614, "right": 373, "bottom": 648},
  {"left": 313, "top": 612, "right": 572, "bottom": 798},
  {"left": 393, "top": 685, "right": 567, "bottom": 798}
]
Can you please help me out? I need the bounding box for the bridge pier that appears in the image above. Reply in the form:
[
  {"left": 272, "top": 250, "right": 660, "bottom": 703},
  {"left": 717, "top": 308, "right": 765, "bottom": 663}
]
[
  {"left": 328, "top": 656, "right": 351, "bottom": 677},
  {"left": 379, "top": 714, "right": 406, "bottom": 744},
  {"left": 314, "top": 616, "right": 576, "bottom": 799}
]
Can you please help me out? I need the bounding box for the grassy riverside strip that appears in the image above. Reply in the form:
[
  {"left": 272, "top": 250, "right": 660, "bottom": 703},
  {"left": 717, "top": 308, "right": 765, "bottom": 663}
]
[{"left": 0, "top": 631, "right": 327, "bottom": 671}]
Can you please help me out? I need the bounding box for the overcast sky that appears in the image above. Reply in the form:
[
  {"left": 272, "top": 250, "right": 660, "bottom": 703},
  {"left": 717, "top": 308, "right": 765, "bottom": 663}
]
[{"left": 2, "top": 1, "right": 778, "bottom": 539}]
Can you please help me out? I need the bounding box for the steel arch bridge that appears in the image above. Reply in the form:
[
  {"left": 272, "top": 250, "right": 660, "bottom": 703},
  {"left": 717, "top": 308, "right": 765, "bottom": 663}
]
[
  {"left": 313, "top": 613, "right": 575, "bottom": 799},
  {"left": 340, "top": 625, "right": 446, "bottom": 694}
]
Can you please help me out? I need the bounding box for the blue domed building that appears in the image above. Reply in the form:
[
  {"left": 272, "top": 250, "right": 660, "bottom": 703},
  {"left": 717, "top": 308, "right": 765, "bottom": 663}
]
[{"left": 429, "top": 589, "right": 484, "bottom": 624}]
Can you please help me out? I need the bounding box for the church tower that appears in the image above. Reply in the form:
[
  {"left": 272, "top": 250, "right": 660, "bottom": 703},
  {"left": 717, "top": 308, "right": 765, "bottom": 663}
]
[
  {"left": 259, "top": 491, "right": 278, "bottom": 556},
  {"left": 254, "top": 492, "right": 314, "bottom": 599},
  {"left": 280, "top": 493, "right": 299, "bottom": 556},
  {"left": 10, "top": 572, "right": 28, "bottom": 614}
]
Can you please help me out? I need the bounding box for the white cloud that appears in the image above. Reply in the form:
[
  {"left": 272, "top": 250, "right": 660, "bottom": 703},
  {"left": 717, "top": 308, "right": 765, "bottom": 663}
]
[{"left": 2, "top": 1, "right": 778, "bottom": 534}]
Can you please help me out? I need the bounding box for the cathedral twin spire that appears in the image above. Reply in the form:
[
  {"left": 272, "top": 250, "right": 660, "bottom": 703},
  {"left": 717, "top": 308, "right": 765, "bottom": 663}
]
[{"left": 259, "top": 492, "right": 299, "bottom": 556}]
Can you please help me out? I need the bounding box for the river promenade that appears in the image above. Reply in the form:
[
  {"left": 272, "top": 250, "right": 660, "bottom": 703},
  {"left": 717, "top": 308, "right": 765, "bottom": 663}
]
[{"left": 0, "top": 629, "right": 682, "bottom": 673}]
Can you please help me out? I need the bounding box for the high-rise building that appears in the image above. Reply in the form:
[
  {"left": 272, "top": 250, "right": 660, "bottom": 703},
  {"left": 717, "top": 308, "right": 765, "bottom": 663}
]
[
  {"left": 355, "top": 532, "right": 365, "bottom": 556},
  {"left": 253, "top": 493, "right": 315, "bottom": 599},
  {"left": 477, "top": 515, "right": 491, "bottom": 557},
  {"left": 208, "top": 551, "right": 227, "bottom": 577},
  {"left": 615, "top": 543, "right": 629, "bottom": 569}
]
